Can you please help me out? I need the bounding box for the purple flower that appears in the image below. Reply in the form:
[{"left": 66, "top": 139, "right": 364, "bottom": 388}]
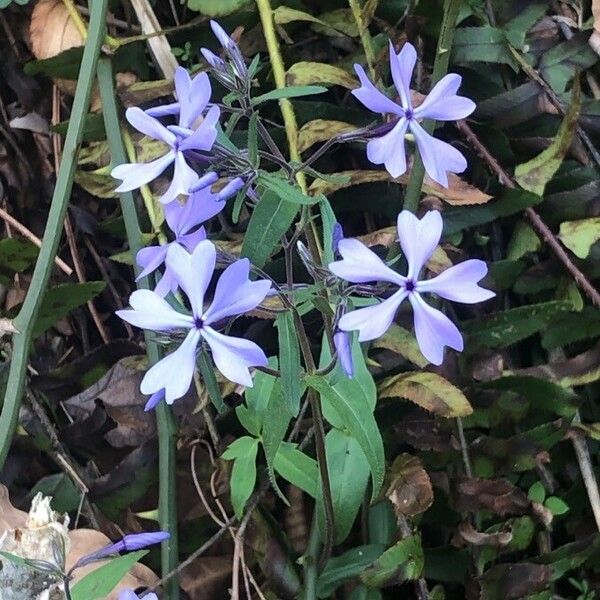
[
  {"left": 353, "top": 42, "right": 475, "bottom": 187},
  {"left": 119, "top": 591, "right": 158, "bottom": 600},
  {"left": 111, "top": 67, "right": 220, "bottom": 204},
  {"left": 203, "top": 21, "right": 247, "bottom": 81},
  {"left": 73, "top": 532, "right": 169, "bottom": 570},
  {"left": 329, "top": 210, "right": 494, "bottom": 365},
  {"left": 333, "top": 331, "right": 354, "bottom": 377},
  {"left": 136, "top": 186, "right": 225, "bottom": 296},
  {"left": 117, "top": 241, "right": 271, "bottom": 403}
]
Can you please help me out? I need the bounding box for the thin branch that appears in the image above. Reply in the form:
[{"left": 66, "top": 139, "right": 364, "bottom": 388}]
[
  {"left": 456, "top": 119, "right": 600, "bottom": 308},
  {"left": 0, "top": 207, "right": 73, "bottom": 276}
]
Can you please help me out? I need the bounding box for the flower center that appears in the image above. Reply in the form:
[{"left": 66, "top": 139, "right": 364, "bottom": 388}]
[
  {"left": 194, "top": 316, "right": 204, "bottom": 329},
  {"left": 405, "top": 279, "right": 416, "bottom": 292},
  {"left": 404, "top": 108, "right": 414, "bottom": 120}
]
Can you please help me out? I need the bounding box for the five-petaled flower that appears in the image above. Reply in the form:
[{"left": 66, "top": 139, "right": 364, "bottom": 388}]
[
  {"left": 353, "top": 42, "right": 476, "bottom": 187},
  {"left": 135, "top": 186, "right": 225, "bottom": 296},
  {"left": 111, "top": 67, "right": 220, "bottom": 204},
  {"left": 117, "top": 240, "right": 271, "bottom": 403},
  {"left": 329, "top": 210, "right": 494, "bottom": 365}
]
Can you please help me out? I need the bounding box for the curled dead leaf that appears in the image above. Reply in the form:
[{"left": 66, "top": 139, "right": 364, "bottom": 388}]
[
  {"left": 455, "top": 521, "right": 513, "bottom": 547},
  {"left": 590, "top": 0, "right": 600, "bottom": 54},
  {"left": 298, "top": 119, "right": 357, "bottom": 153},
  {"left": 386, "top": 453, "right": 433, "bottom": 517},
  {"left": 308, "top": 169, "right": 493, "bottom": 205}
]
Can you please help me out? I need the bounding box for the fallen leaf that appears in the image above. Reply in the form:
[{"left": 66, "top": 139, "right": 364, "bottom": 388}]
[
  {"left": 558, "top": 217, "right": 600, "bottom": 259},
  {"left": 476, "top": 562, "right": 551, "bottom": 599},
  {"left": 308, "top": 169, "right": 493, "bottom": 205},
  {"left": 455, "top": 521, "right": 513, "bottom": 547}
]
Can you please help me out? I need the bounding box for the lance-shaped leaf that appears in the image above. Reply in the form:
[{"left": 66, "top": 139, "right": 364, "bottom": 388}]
[
  {"left": 222, "top": 436, "right": 259, "bottom": 519},
  {"left": 276, "top": 311, "right": 302, "bottom": 416}
]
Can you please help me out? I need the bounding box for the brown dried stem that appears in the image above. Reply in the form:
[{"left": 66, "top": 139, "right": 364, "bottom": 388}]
[{"left": 455, "top": 119, "right": 600, "bottom": 308}]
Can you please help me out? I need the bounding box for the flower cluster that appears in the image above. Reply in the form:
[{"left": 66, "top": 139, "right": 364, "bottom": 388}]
[{"left": 112, "top": 22, "right": 489, "bottom": 410}]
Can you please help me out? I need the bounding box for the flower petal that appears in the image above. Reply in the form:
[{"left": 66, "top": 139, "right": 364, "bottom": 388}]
[
  {"left": 203, "top": 258, "right": 271, "bottom": 324},
  {"left": 333, "top": 331, "right": 354, "bottom": 378},
  {"left": 178, "top": 105, "right": 220, "bottom": 152},
  {"left": 169, "top": 186, "right": 224, "bottom": 235},
  {"left": 389, "top": 41, "right": 417, "bottom": 109},
  {"left": 409, "top": 121, "right": 467, "bottom": 188},
  {"left": 413, "top": 74, "right": 476, "bottom": 121},
  {"left": 112, "top": 151, "right": 175, "bottom": 192},
  {"left": 144, "top": 390, "right": 165, "bottom": 411},
  {"left": 202, "top": 326, "right": 268, "bottom": 387},
  {"left": 145, "top": 102, "right": 180, "bottom": 119},
  {"left": 136, "top": 245, "right": 169, "bottom": 280},
  {"left": 140, "top": 329, "right": 201, "bottom": 403},
  {"left": 175, "top": 68, "right": 211, "bottom": 128},
  {"left": 159, "top": 152, "right": 199, "bottom": 204},
  {"left": 396, "top": 210, "right": 443, "bottom": 280},
  {"left": 125, "top": 107, "right": 176, "bottom": 146},
  {"left": 417, "top": 259, "right": 495, "bottom": 303},
  {"left": 166, "top": 240, "right": 215, "bottom": 316},
  {"left": 117, "top": 289, "right": 194, "bottom": 331},
  {"left": 177, "top": 227, "right": 207, "bottom": 252},
  {"left": 329, "top": 238, "right": 406, "bottom": 285},
  {"left": 338, "top": 290, "right": 407, "bottom": 342},
  {"left": 409, "top": 293, "right": 463, "bottom": 365},
  {"left": 352, "top": 64, "right": 404, "bottom": 116},
  {"left": 154, "top": 267, "right": 178, "bottom": 297},
  {"left": 366, "top": 117, "right": 410, "bottom": 178}
]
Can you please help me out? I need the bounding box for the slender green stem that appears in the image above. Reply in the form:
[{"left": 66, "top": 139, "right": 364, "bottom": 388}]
[
  {"left": 302, "top": 516, "right": 321, "bottom": 600},
  {"left": 403, "top": 0, "right": 462, "bottom": 213},
  {"left": 97, "top": 57, "right": 179, "bottom": 600},
  {"left": 0, "top": 0, "right": 108, "bottom": 471}
]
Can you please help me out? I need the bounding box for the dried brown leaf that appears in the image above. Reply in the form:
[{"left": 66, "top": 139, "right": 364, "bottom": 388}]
[
  {"left": 456, "top": 521, "right": 513, "bottom": 547},
  {"left": 452, "top": 477, "right": 531, "bottom": 516},
  {"left": 386, "top": 453, "right": 433, "bottom": 517}
]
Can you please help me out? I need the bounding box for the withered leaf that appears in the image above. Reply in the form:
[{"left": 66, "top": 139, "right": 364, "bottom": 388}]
[
  {"left": 455, "top": 521, "right": 513, "bottom": 547},
  {"left": 452, "top": 477, "right": 531, "bottom": 516},
  {"left": 308, "top": 169, "right": 492, "bottom": 205},
  {"left": 386, "top": 453, "right": 433, "bottom": 517},
  {"left": 476, "top": 562, "right": 551, "bottom": 600}
]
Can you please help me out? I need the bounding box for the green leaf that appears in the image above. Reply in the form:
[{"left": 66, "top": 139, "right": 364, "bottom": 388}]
[
  {"left": 558, "top": 217, "right": 600, "bottom": 259},
  {"left": 360, "top": 535, "right": 424, "bottom": 588},
  {"left": 528, "top": 482, "right": 546, "bottom": 503},
  {"left": 186, "top": 0, "right": 251, "bottom": 15},
  {"left": 273, "top": 442, "right": 318, "bottom": 498},
  {"left": 306, "top": 375, "right": 385, "bottom": 499},
  {"left": 247, "top": 111, "right": 259, "bottom": 167},
  {"left": 257, "top": 171, "right": 319, "bottom": 205},
  {"left": 261, "top": 381, "right": 292, "bottom": 504},
  {"left": 452, "top": 27, "right": 518, "bottom": 68},
  {"left": 507, "top": 221, "right": 541, "bottom": 260},
  {"left": 252, "top": 85, "right": 327, "bottom": 104},
  {"left": 31, "top": 282, "right": 106, "bottom": 337},
  {"left": 286, "top": 62, "right": 357, "bottom": 89},
  {"left": 319, "top": 195, "right": 337, "bottom": 265},
  {"left": 71, "top": 551, "right": 147, "bottom": 600},
  {"left": 25, "top": 47, "right": 85, "bottom": 78},
  {"left": 237, "top": 357, "right": 278, "bottom": 436},
  {"left": 0, "top": 239, "right": 38, "bottom": 273},
  {"left": 463, "top": 301, "right": 574, "bottom": 348},
  {"left": 317, "top": 544, "right": 385, "bottom": 598},
  {"left": 515, "top": 83, "right": 580, "bottom": 196},
  {"left": 544, "top": 496, "right": 569, "bottom": 516},
  {"left": 241, "top": 190, "right": 298, "bottom": 268},
  {"left": 273, "top": 6, "right": 328, "bottom": 27},
  {"left": 348, "top": 586, "right": 383, "bottom": 600},
  {"left": 222, "top": 436, "right": 259, "bottom": 519},
  {"left": 198, "top": 349, "right": 225, "bottom": 414},
  {"left": 276, "top": 311, "right": 302, "bottom": 416},
  {"left": 379, "top": 372, "right": 473, "bottom": 418},
  {"left": 317, "top": 429, "right": 370, "bottom": 544}
]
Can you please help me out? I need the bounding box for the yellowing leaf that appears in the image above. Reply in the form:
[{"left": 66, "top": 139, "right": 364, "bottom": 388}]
[
  {"left": 298, "top": 119, "right": 357, "bottom": 153},
  {"left": 559, "top": 217, "right": 600, "bottom": 259},
  {"left": 373, "top": 324, "right": 429, "bottom": 368},
  {"left": 515, "top": 81, "right": 580, "bottom": 196},
  {"left": 308, "top": 169, "right": 492, "bottom": 205},
  {"left": 273, "top": 6, "right": 327, "bottom": 27},
  {"left": 386, "top": 454, "right": 433, "bottom": 517},
  {"left": 286, "top": 62, "right": 358, "bottom": 90},
  {"left": 378, "top": 372, "right": 473, "bottom": 418}
]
